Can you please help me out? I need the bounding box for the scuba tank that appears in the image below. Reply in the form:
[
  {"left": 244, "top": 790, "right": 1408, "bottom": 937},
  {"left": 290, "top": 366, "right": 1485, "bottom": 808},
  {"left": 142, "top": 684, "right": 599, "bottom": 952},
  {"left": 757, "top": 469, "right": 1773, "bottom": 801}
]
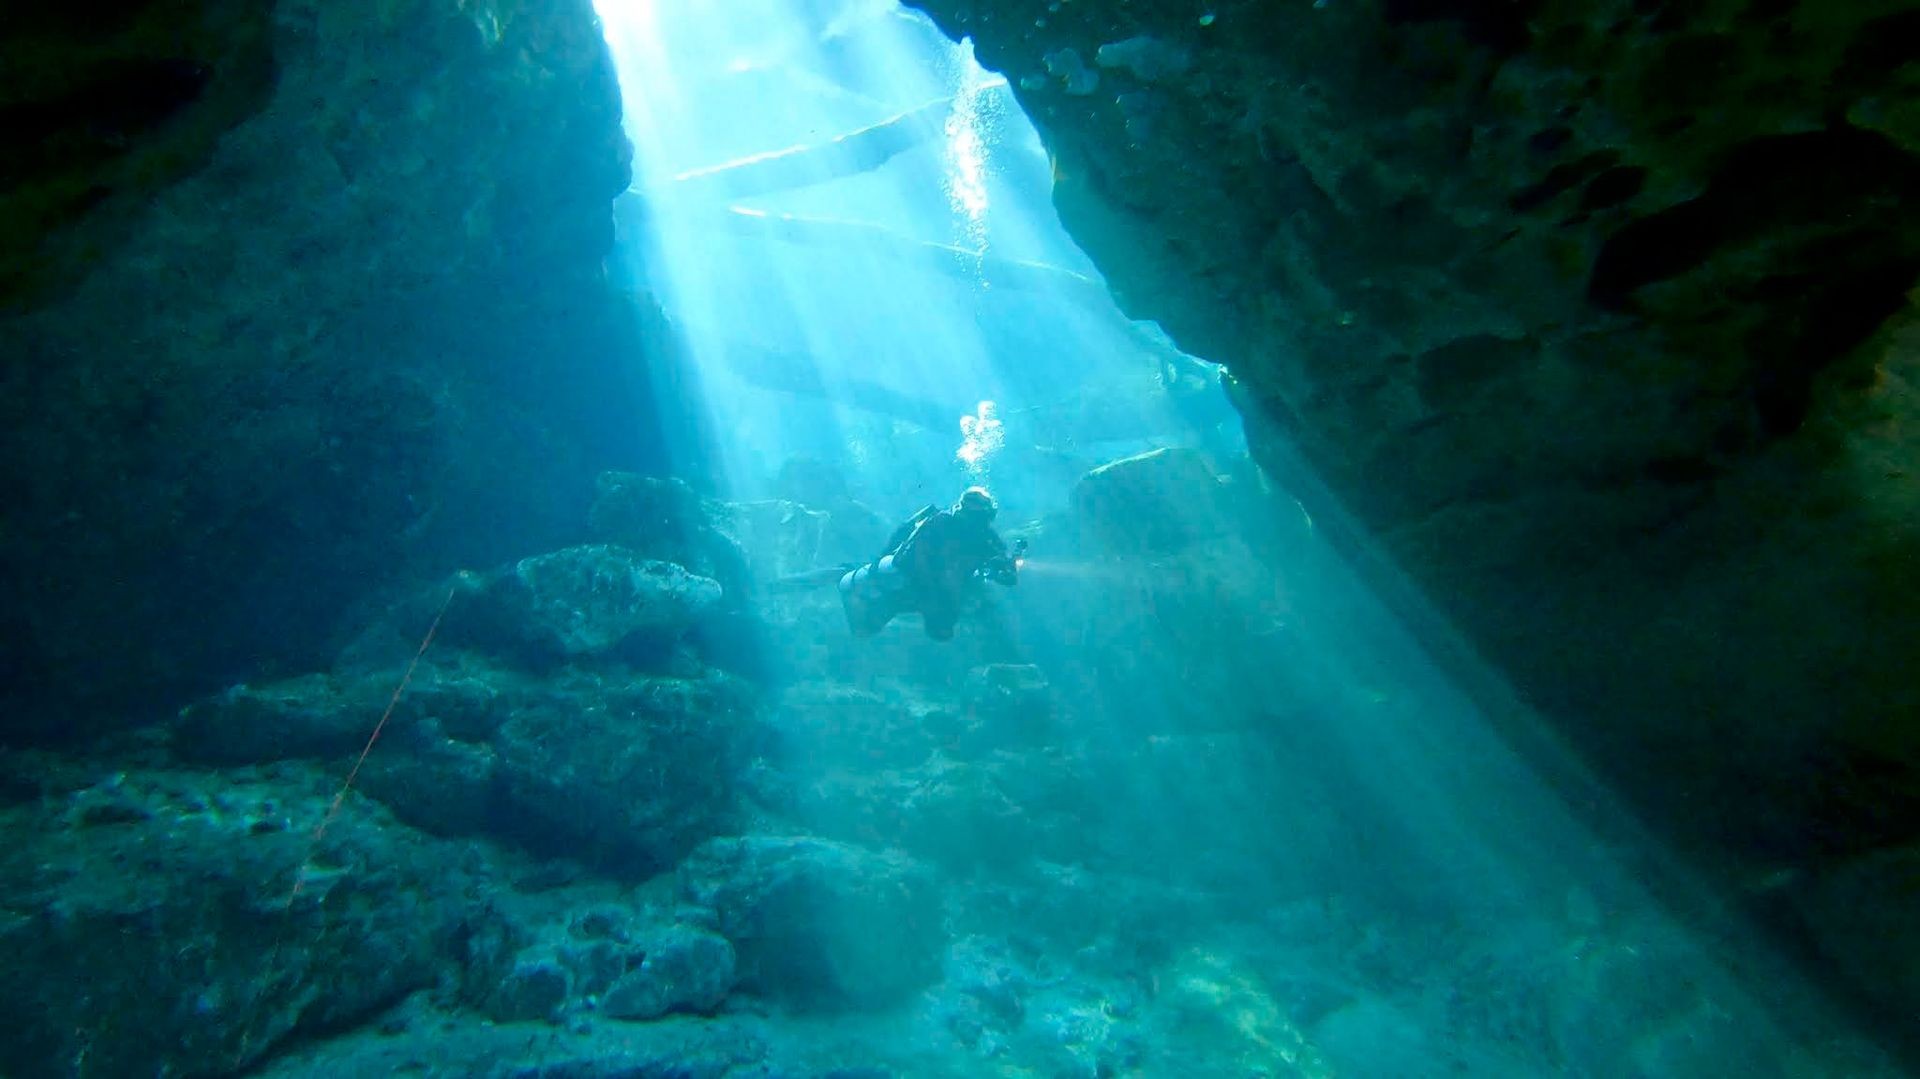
[{"left": 837, "top": 552, "right": 909, "bottom": 603}]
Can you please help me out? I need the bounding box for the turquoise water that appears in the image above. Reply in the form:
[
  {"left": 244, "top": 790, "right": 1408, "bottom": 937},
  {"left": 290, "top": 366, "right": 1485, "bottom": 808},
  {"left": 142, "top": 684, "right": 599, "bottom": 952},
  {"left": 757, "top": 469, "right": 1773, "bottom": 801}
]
[{"left": 2, "top": 2, "right": 1905, "bottom": 1076}]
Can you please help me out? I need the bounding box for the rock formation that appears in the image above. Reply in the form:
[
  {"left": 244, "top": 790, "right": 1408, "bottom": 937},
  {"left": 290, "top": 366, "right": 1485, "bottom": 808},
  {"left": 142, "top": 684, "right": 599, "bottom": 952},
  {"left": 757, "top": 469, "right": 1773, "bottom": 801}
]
[
  {"left": 0, "top": 0, "right": 658, "bottom": 741},
  {"left": 902, "top": 0, "right": 1920, "bottom": 1033},
  {"left": 0, "top": 465, "right": 1899, "bottom": 1074}
]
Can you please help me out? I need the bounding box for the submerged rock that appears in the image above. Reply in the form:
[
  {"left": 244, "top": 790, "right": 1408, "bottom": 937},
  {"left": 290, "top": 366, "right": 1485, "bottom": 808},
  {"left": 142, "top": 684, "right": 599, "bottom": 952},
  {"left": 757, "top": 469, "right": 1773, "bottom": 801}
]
[
  {"left": 477, "top": 897, "right": 737, "bottom": 1025},
  {"left": 679, "top": 836, "right": 943, "bottom": 1007},
  {"left": 601, "top": 924, "right": 737, "bottom": 1020},
  {"left": 1071, "top": 447, "right": 1229, "bottom": 557},
  {"left": 490, "top": 671, "right": 757, "bottom": 874},
  {"left": 176, "top": 673, "right": 395, "bottom": 763},
  {"left": 770, "top": 456, "right": 892, "bottom": 564},
  {"left": 958, "top": 664, "right": 1056, "bottom": 752},
  {"left": 491, "top": 953, "right": 574, "bottom": 1024},
  {"left": 590, "top": 469, "right": 888, "bottom": 597},
  {"left": 176, "top": 661, "right": 512, "bottom": 761},
  {"left": 748, "top": 672, "right": 1086, "bottom": 872},
  {"left": 176, "top": 661, "right": 758, "bottom": 875},
  {"left": 764, "top": 680, "right": 949, "bottom": 772},
  {"left": 461, "top": 544, "right": 724, "bottom": 661},
  {"left": 588, "top": 472, "right": 754, "bottom": 597},
  {"left": 0, "top": 765, "right": 472, "bottom": 1076}
]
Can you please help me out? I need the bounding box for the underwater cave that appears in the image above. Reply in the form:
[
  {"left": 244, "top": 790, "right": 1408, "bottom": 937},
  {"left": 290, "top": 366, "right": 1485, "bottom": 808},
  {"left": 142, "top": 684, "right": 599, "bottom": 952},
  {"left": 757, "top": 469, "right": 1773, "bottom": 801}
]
[{"left": 1, "top": 0, "right": 1917, "bottom": 1075}]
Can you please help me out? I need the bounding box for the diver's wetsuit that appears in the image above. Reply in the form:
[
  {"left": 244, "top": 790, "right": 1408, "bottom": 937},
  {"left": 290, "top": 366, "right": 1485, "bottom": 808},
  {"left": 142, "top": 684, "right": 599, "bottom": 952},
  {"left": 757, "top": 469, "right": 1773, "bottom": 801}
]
[{"left": 841, "top": 504, "right": 1012, "bottom": 640}]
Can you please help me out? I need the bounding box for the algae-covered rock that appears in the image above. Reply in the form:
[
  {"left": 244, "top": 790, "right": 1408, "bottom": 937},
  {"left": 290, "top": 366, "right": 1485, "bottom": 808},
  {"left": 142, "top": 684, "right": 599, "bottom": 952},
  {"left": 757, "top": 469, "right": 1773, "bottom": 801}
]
[
  {"left": 678, "top": 836, "right": 943, "bottom": 1007},
  {"left": 0, "top": 765, "right": 473, "bottom": 1076},
  {"left": 492, "top": 954, "right": 574, "bottom": 1023}
]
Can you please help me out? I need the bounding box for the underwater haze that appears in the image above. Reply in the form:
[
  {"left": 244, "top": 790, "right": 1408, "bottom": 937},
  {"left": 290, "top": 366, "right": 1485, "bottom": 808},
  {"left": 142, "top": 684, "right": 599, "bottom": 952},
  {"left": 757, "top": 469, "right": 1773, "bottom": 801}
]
[{"left": 0, "top": 1, "right": 1911, "bottom": 1077}]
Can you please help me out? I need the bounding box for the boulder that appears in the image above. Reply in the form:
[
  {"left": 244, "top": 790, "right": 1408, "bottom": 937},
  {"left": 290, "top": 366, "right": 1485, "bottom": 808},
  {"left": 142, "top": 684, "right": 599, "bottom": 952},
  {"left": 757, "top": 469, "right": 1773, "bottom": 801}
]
[
  {"left": 601, "top": 925, "right": 737, "bottom": 1020},
  {"left": 337, "top": 550, "right": 724, "bottom": 674},
  {"left": 588, "top": 473, "right": 753, "bottom": 596},
  {"left": 463, "top": 545, "right": 724, "bottom": 661},
  {"left": 175, "top": 673, "right": 389, "bottom": 764},
  {"left": 477, "top": 900, "right": 736, "bottom": 1025},
  {"left": 773, "top": 456, "right": 892, "bottom": 563},
  {"left": 895, "top": 760, "right": 1044, "bottom": 871},
  {"left": 490, "top": 671, "right": 757, "bottom": 874},
  {"left": 1071, "top": 447, "right": 1229, "bottom": 557},
  {"left": 678, "top": 836, "right": 943, "bottom": 1007}
]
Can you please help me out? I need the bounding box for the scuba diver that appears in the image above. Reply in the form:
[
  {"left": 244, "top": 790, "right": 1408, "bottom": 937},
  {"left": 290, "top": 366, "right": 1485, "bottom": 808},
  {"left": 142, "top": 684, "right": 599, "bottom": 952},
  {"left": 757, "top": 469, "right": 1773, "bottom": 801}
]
[{"left": 838, "top": 486, "right": 1025, "bottom": 640}]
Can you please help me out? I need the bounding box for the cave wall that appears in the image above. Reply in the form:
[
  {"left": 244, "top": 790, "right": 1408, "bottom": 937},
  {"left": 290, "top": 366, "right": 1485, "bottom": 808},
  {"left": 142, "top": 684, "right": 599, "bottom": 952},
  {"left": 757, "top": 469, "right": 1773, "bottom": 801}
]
[
  {"left": 0, "top": 0, "right": 658, "bottom": 740},
  {"left": 904, "top": 0, "right": 1920, "bottom": 1024}
]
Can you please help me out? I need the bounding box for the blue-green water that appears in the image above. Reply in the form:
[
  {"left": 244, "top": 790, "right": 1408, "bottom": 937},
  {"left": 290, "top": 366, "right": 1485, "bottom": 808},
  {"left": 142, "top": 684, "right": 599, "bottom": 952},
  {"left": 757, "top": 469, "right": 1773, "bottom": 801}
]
[{"left": 0, "top": 2, "right": 1905, "bottom": 1076}]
